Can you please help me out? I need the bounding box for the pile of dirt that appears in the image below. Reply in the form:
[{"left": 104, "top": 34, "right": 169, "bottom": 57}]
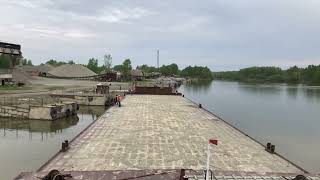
[
  {"left": 12, "top": 68, "right": 33, "bottom": 85},
  {"left": 16, "top": 65, "right": 38, "bottom": 72},
  {"left": 48, "top": 64, "right": 97, "bottom": 78},
  {"left": 37, "top": 64, "right": 54, "bottom": 73}
]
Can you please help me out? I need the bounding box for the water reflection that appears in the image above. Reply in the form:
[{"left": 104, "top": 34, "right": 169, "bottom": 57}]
[
  {"left": 183, "top": 80, "right": 212, "bottom": 93},
  {"left": 237, "top": 83, "right": 283, "bottom": 95},
  {"left": 286, "top": 86, "right": 299, "bottom": 99},
  {"left": 0, "top": 116, "right": 79, "bottom": 133},
  {"left": 302, "top": 87, "right": 320, "bottom": 102},
  {"left": 0, "top": 105, "right": 106, "bottom": 139}
]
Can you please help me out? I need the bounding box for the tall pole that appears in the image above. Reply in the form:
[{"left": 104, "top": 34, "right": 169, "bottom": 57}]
[
  {"left": 206, "top": 143, "right": 210, "bottom": 180},
  {"left": 157, "top": 50, "right": 159, "bottom": 68}
]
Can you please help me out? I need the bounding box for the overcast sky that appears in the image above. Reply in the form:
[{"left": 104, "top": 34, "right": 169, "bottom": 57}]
[{"left": 1, "top": 0, "right": 320, "bottom": 71}]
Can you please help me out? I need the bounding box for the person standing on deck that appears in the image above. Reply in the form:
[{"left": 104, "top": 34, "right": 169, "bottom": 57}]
[
  {"left": 115, "top": 95, "right": 118, "bottom": 105},
  {"left": 117, "top": 95, "right": 121, "bottom": 107},
  {"left": 115, "top": 95, "right": 121, "bottom": 107}
]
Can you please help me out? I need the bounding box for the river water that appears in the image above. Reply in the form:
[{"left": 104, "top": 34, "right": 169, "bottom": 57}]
[
  {"left": 179, "top": 80, "right": 320, "bottom": 173},
  {"left": 0, "top": 106, "right": 106, "bottom": 179}
]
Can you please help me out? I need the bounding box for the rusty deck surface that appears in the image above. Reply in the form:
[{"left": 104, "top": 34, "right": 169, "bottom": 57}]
[
  {"left": 16, "top": 169, "right": 182, "bottom": 180},
  {"left": 39, "top": 95, "right": 305, "bottom": 174},
  {"left": 16, "top": 170, "right": 320, "bottom": 180}
]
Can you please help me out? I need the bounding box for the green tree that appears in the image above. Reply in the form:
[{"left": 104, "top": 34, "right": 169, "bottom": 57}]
[
  {"left": 214, "top": 71, "right": 240, "bottom": 80},
  {"left": 87, "top": 58, "right": 99, "bottom": 73},
  {"left": 27, "top": 60, "right": 33, "bottom": 66},
  {"left": 240, "top": 67, "right": 282, "bottom": 79},
  {"left": 68, "top": 60, "right": 75, "bottom": 64},
  {"left": 285, "top": 66, "right": 300, "bottom": 83},
  {"left": 46, "top": 59, "right": 67, "bottom": 66},
  {"left": 180, "top": 66, "right": 213, "bottom": 79},
  {"left": 20, "top": 58, "right": 28, "bottom": 65},
  {"left": 136, "top": 64, "right": 158, "bottom": 73},
  {"left": 214, "top": 65, "right": 320, "bottom": 85},
  {"left": 113, "top": 65, "right": 123, "bottom": 72},
  {"left": 112, "top": 59, "right": 132, "bottom": 80},
  {"left": 121, "top": 59, "right": 132, "bottom": 80},
  {"left": 301, "top": 65, "right": 320, "bottom": 85},
  {"left": 159, "top": 63, "right": 179, "bottom": 76}
]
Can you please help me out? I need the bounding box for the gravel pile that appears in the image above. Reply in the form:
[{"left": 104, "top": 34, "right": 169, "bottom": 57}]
[
  {"left": 48, "top": 64, "right": 97, "bottom": 78},
  {"left": 12, "top": 68, "right": 33, "bottom": 85},
  {"left": 38, "top": 64, "right": 54, "bottom": 73}
]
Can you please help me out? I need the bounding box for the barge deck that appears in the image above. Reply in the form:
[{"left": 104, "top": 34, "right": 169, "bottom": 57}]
[{"left": 37, "top": 95, "right": 305, "bottom": 174}]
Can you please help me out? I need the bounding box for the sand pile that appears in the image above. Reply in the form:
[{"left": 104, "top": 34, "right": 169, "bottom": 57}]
[
  {"left": 12, "top": 68, "right": 33, "bottom": 85},
  {"left": 48, "top": 64, "right": 97, "bottom": 78},
  {"left": 38, "top": 64, "right": 54, "bottom": 73}
]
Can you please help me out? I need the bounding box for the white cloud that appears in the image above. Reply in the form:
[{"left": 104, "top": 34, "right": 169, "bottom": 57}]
[
  {"left": 26, "top": 27, "right": 60, "bottom": 35},
  {"left": 75, "top": 7, "right": 153, "bottom": 23},
  {"left": 8, "top": 25, "right": 96, "bottom": 40},
  {"left": 6, "top": 0, "right": 53, "bottom": 8},
  {"left": 63, "top": 32, "right": 96, "bottom": 38},
  {"left": 1, "top": 0, "right": 320, "bottom": 70},
  {"left": 168, "top": 16, "right": 210, "bottom": 32}
]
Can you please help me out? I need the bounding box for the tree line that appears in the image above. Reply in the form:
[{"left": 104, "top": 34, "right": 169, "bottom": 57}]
[
  {"left": 46, "top": 59, "right": 75, "bottom": 66},
  {"left": 136, "top": 64, "right": 213, "bottom": 79},
  {"left": 214, "top": 65, "right": 320, "bottom": 85},
  {"left": 1, "top": 53, "right": 213, "bottom": 80},
  {"left": 136, "top": 64, "right": 179, "bottom": 76},
  {"left": 45, "top": 58, "right": 213, "bottom": 80},
  {"left": 0, "top": 54, "right": 33, "bottom": 68}
]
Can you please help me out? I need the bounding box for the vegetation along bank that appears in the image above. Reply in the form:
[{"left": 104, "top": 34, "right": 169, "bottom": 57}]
[{"left": 214, "top": 65, "right": 320, "bottom": 85}]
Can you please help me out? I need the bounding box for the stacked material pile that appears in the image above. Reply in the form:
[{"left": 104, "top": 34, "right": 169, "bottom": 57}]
[
  {"left": 17, "top": 65, "right": 37, "bottom": 72},
  {"left": 17, "top": 64, "right": 55, "bottom": 76},
  {"left": 12, "top": 68, "right": 33, "bottom": 85},
  {"left": 48, "top": 64, "right": 97, "bottom": 78},
  {"left": 37, "top": 64, "right": 54, "bottom": 74}
]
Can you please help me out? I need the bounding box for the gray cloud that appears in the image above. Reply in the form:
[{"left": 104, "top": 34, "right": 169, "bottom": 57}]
[{"left": 1, "top": 0, "right": 320, "bottom": 71}]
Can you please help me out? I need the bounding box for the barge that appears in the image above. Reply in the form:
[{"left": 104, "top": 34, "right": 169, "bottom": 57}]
[
  {"left": 15, "top": 95, "right": 319, "bottom": 179},
  {"left": 0, "top": 101, "right": 78, "bottom": 120},
  {"left": 49, "top": 83, "right": 119, "bottom": 106}
]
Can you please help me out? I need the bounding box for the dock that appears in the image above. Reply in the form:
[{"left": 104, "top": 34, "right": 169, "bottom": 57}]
[{"left": 35, "top": 95, "right": 305, "bottom": 174}]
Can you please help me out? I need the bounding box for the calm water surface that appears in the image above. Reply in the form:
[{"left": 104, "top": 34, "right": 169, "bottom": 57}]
[
  {"left": 0, "top": 106, "right": 106, "bottom": 179},
  {"left": 179, "top": 80, "right": 320, "bottom": 173}
]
